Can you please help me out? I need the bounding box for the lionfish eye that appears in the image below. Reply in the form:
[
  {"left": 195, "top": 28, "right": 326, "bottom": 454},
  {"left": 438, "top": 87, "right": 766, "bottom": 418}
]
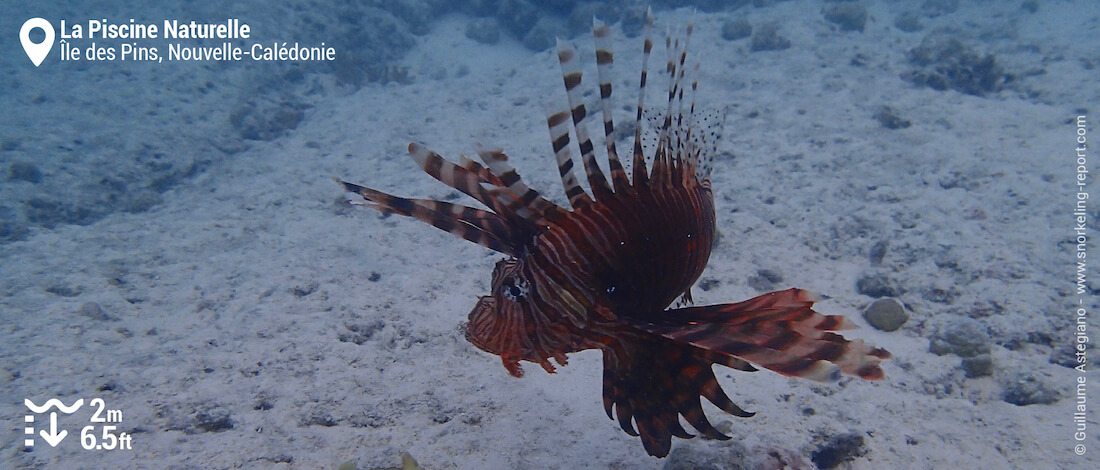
[{"left": 502, "top": 276, "right": 529, "bottom": 301}]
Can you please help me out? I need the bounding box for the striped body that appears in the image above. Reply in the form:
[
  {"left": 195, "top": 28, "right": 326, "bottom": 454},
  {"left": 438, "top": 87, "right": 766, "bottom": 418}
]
[
  {"left": 465, "top": 164, "right": 717, "bottom": 378},
  {"left": 338, "top": 14, "right": 889, "bottom": 458},
  {"left": 537, "top": 179, "right": 715, "bottom": 317}
]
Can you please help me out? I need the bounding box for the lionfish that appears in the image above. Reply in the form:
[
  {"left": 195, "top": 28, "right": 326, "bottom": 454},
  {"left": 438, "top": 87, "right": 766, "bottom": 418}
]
[{"left": 338, "top": 14, "right": 890, "bottom": 457}]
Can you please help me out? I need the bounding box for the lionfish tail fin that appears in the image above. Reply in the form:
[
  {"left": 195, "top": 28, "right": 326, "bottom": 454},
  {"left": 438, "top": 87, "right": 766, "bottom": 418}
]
[
  {"left": 601, "top": 330, "right": 753, "bottom": 458},
  {"left": 626, "top": 288, "right": 892, "bottom": 382}
]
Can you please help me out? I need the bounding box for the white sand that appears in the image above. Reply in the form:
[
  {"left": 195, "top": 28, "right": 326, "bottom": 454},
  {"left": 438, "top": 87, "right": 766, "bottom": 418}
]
[{"left": 3, "top": 1, "right": 1097, "bottom": 468}]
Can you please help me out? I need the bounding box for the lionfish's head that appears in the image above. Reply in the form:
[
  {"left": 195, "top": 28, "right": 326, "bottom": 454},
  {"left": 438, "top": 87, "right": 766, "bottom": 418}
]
[{"left": 463, "top": 257, "right": 573, "bottom": 377}]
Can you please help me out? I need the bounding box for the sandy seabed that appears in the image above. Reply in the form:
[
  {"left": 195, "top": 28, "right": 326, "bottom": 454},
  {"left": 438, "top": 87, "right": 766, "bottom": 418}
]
[{"left": 3, "top": 1, "right": 1098, "bottom": 468}]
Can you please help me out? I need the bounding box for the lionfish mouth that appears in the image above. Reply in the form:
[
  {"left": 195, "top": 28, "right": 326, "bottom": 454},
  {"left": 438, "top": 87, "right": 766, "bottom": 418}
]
[
  {"left": 460, "top": 323, "right": 475, "bottom": 344},
  {"left": 337, "top": 11, "right": 890, "bottom": 460},
  {"left": 460, "top": 321, "right": 486, "bottom": 353}
]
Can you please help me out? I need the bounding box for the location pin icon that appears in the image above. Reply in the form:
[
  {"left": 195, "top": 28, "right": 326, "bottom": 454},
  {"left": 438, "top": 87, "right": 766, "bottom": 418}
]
[{"left": 20, "top": 18, "right": 55, "bottom": 67}]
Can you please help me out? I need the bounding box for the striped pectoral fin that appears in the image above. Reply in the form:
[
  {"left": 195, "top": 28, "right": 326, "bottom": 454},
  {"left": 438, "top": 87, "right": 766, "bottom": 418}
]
[
  {"left": 457, "top": 153, "right": 506, "bottom": 187},
  {"left": 473, "top": 145, "right": 564, "bottom": 224},
  {"left": 337, "top": 179, "right": 517, "bottom": 255},
  {"left": 626, "top": 289, "right": 891, "bottom": 382},
  {"left": 406, "top": 143, "right": 505, "bottom": 210}
]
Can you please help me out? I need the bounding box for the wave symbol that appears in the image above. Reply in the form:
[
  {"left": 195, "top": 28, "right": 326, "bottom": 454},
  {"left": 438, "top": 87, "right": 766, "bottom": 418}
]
[{"left": 25, "top": 398, "right": 84, "bottom": 414}]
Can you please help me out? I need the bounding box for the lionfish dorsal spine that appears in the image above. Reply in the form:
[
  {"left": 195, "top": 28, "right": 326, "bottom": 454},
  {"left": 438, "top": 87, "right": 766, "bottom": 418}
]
[
  {"left": 592, "top": 18, "right": 631, "bottom": 194},
  {"left": 653, "top": 22, "right": 694, "bottom": 186},
  {"left": 556, "top": 38, "right": 614, "bottom": 201},
  {"left": 632, "top": 12, "right": 655, "bottom": 187},
  {"left": 672, "top": 36, "right": 693, "bottom": 179},
  {"left": 546, "top": 108, "right": 593, "bottom": 210},
  {"left": 682, "top": 62, "right": 701, "bottom": 183}
]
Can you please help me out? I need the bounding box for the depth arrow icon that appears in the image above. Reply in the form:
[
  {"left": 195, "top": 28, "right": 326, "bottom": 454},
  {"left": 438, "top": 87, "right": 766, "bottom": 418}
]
[{"left": 39, "top": 412, "right": 67, "bottom": 447}]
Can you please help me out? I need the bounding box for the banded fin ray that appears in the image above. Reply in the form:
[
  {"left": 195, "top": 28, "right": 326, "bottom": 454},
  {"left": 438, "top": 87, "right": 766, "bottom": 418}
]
[
  {"left": 406, "top": 143, "right": 503, "bottom": 212},
  {"left": 557, "top": 38, "right": 614, "bottom": 201},
  {"left": 409, "top": 142, "right": 563, "bottom": 226},
  {"left": 473, "top": 145, "right": 564, "bottom": 225},
  {"left": 546, "top": 108, "right": 594, "bottom": 210},
  {"left": 457, "top": 153, "right": 506, "bottom": 188},
  {"left": 653, "top": 22, "right": 694, "bottom": 185},
  {"left": 337, "top": 180, "right": 517, "bottom": 255},
  {"left": 592, "top": 18, "right": 630, "bottom": 193},
  {"left": 624, "top": 288, "right": 892, "bottom": 382},
  {"left": 631, "top": 11, "right": 656, "bottom": 187},
  {"left": 339, "top": 141, "right": 572, "bottom": 255}
]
